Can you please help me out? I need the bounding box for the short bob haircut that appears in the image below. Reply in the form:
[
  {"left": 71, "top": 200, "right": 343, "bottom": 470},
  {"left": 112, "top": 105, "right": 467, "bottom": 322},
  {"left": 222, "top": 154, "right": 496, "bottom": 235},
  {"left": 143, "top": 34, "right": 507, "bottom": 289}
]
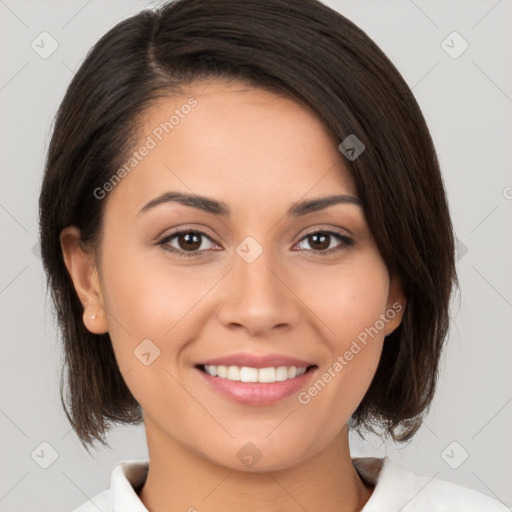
[{"left": 39, "top": 0, "right": 457, "bottom": 450}]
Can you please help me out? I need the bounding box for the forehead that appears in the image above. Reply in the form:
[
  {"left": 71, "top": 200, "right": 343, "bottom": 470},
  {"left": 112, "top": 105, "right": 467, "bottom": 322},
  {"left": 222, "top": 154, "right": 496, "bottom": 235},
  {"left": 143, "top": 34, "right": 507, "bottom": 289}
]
[{"left": 105, "top": 79, "right": 358, "bottom": 218}]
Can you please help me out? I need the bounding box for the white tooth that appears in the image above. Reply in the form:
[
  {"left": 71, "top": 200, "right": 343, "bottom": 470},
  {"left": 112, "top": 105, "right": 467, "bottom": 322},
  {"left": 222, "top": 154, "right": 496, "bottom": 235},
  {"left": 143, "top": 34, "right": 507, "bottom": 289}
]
[
  {"left": 226, "top": 365, "right": 241, "bottom": 381},
  {"left": 258, "top": 367, "right": 276, "bottom": 383},
  {"left": 206, "top": 364, "right": 308, "bottom": 382},
  {"left": 240, "top": 367, "right": 259, "bottom": 382},
  {"left": 275, "top": 366, "right": 289, "bottom": 381}
]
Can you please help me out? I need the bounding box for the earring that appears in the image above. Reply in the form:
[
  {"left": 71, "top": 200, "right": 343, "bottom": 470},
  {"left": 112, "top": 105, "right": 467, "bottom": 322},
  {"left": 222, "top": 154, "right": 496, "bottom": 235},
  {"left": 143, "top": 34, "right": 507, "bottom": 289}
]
[{"left": 90, "top": 314, "right": 97, "bottom": 320}]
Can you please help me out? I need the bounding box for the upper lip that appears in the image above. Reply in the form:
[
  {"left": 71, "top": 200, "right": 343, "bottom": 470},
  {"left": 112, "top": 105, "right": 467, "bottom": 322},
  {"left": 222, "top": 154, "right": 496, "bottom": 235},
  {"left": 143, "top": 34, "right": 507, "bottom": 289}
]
[{"left": 196, "top": 353, "right": 316, "bottom": 369}]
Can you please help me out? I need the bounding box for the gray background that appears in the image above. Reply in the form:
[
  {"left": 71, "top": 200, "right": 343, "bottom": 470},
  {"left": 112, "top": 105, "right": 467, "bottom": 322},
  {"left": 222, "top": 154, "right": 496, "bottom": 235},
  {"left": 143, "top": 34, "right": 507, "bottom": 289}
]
[{"left": 1, "top": 0, "right": 511, "bottom": 510}]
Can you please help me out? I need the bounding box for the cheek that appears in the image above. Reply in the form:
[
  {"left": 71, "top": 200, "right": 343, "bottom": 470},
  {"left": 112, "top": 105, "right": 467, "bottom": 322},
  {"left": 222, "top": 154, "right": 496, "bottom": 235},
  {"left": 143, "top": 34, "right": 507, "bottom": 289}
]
[
  {"left": 301, "top": 253, "right": 391, "bottom": 349},
  {"left": 295, "top": 254, "right": 390, "bottom": 414},
  {"left": 98, "top": 236, "right": 221, "bottom": 370}
]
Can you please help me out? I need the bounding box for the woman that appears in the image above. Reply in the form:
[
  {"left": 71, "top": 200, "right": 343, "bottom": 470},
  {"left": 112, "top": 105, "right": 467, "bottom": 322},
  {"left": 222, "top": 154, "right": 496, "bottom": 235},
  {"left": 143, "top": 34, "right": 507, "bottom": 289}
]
[{"left": 38, "top": 0, "right": 507, "bottom": 510}]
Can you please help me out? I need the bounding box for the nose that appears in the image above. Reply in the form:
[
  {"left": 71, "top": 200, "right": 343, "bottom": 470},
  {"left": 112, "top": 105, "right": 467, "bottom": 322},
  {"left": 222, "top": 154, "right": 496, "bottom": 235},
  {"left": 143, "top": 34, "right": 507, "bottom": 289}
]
[{"left": 215, "top": 245, "right": 301, "bottom": 337}]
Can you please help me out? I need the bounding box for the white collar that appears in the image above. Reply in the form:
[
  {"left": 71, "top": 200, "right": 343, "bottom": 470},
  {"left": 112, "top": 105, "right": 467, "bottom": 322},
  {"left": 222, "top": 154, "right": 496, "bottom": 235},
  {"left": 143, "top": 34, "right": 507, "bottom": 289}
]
[
  {"left": 103, "top": 455, "right": 507, "bottom": 511},
  {"left": 111, "top": 459, "right": 149, "bottom": 512}
]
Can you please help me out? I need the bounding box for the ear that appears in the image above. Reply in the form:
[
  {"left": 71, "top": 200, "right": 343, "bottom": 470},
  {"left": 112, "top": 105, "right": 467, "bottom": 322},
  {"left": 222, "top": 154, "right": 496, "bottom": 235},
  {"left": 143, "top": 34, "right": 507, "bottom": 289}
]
[
  {"left": 384, "top": 274, "right": 407, "bottom": 336},
  {"left": 60, "top": 226, "right": 109, "bottom": 334}
]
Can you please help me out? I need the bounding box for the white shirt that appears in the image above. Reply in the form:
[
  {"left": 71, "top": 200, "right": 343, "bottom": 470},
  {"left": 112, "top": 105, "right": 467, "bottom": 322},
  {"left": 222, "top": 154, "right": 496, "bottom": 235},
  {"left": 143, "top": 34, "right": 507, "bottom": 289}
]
[{"left": 72, "top": 456, "right": 508, "bottom": 511}]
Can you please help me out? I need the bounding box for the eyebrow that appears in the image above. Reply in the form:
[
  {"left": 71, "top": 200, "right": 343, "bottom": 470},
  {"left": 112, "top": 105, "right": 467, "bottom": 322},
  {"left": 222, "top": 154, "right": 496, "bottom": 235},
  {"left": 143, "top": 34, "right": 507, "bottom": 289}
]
[{"left": 137, "top": 191, "right": 362, "bottom": 217}]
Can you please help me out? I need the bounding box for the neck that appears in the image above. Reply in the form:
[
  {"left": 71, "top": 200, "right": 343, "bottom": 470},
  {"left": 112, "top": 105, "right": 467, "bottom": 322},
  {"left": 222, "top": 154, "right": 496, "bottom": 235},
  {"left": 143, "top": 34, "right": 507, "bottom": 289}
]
[{"left": 138, "top": 422, "right": 374, "bottom": 512}]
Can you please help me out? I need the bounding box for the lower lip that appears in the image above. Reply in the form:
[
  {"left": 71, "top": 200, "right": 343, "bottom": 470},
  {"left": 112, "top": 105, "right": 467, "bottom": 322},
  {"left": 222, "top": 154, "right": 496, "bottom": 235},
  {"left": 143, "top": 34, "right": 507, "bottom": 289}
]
[{"left": 196, "top": 366, "right": 317, "bottom": 406}]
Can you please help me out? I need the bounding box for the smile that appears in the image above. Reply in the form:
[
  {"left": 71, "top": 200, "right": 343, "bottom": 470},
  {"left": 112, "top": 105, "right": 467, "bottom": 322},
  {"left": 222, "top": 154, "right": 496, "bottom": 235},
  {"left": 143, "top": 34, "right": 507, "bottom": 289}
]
[
  {"left": 196, "top": 364, "right": 318, "bottom": 405},
  {"left": 201, "top": 364, "right": 309, "bottom": 383}
]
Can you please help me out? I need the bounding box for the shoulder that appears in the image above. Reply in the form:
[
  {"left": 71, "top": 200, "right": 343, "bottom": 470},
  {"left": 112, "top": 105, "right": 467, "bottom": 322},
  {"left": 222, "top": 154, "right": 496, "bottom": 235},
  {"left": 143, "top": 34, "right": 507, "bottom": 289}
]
[
  {"left": 355, "top": 456, "right": 508, "bottom": 512},
  {"left": 71, "top": 459, "right": 149, "bottom": 512}
]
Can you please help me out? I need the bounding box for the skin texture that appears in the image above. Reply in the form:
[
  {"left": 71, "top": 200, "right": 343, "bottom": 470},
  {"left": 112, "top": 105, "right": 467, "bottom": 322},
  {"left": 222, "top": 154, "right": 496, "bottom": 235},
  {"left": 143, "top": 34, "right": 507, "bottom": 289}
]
[{"left": 61, "top": 79, "right": 405, "bottom": 512}]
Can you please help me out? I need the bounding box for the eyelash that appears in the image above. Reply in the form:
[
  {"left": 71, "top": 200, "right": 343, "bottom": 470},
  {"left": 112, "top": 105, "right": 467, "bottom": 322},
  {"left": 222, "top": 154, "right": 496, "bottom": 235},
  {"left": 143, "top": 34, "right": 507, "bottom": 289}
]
[{"left": 157, "top": 227, "right": 354, "bottom": 258}]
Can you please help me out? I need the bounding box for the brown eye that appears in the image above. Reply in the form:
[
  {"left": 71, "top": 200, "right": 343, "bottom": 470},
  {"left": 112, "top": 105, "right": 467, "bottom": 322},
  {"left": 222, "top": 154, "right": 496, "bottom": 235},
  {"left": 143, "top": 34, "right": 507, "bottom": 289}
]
[
  {"left": 159, "top": 229, "right": 216, "bottom": 257},
  {"left": 307, "top": 233, "right": 331, "bottom": 251},
  {"left": 176, "top": 232, "right": 202, "bottom": 251},
  {"left": 295, "top": 230, "right": 353, "bottom": 255}
]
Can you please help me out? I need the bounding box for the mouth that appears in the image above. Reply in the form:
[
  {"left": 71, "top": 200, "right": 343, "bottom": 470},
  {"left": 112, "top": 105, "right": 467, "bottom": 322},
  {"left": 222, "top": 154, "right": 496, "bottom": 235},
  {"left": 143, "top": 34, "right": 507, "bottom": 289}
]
[
  {"left": 196, "top": 364, "right": 317, "bottom": 383},
  {"left": 195, "top": 363, "right": 318, "bottom": 406}
]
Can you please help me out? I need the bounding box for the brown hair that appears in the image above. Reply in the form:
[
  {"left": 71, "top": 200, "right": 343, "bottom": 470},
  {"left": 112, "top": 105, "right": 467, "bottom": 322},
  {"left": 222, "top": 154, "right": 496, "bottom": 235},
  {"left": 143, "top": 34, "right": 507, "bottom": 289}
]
[{"left": 39, "top": 0, "right": 457, "bottom": 450}]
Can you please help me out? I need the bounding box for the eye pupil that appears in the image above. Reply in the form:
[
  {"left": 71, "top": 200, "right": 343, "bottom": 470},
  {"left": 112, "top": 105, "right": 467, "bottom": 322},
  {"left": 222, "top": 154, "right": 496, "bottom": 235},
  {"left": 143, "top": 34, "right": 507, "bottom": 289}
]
[
  {"left": 309, "top": 233, "right": 330, "bottom": 250},
  {"left": 178, "top": 232, "right": 201, "bottom": 251}
]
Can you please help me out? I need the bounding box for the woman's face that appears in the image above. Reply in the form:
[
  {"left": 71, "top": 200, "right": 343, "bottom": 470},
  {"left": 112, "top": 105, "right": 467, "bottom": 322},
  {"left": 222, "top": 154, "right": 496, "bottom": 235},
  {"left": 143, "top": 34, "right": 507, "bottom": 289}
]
[{"left": 81, "top": 80, "right": 404, "bottom": 470}]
